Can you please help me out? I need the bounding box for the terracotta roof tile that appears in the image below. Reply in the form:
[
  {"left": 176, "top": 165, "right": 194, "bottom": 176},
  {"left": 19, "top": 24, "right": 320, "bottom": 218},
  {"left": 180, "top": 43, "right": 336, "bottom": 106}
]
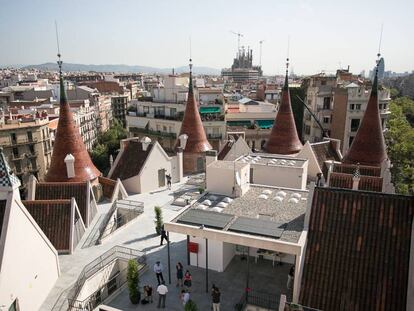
[
  {"left": 329, "top": 172, "right": 353, "bottom": 189},
  {"left": 264, "top": 72, "right": 302, "bottom": 154},
  {"left": 333, "top": 163, "right": 381, "bottom": 177},
  {"left": 176, "top": 70, "right": 212, "bottom": 154},
  {"left": 46, "top": 73, "right": 101, "bottom": 182},
  {"left": 22, "top": 200, "right": 72, "bottom": 251},
  {"left": 35, "top": 182, "right": 88, "bottom": 225},
  {"left": 300, "top": 187, "right": 414, "bottom": 311},
  {"left": 110, "top": 141, "right": 153, "bottom": 180},
  {"left": 343, "top": 73, "right": 387, "bottom": 166}
]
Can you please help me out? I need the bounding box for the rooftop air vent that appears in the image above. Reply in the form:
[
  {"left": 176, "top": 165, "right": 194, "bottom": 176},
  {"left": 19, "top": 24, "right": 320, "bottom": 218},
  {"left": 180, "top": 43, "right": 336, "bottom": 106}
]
[
  {"left": 217, "top": 202, "right": 228, "bottom": 208},
  {"left": 274, "top": 196, "right": 284, "bottom": 202},
  {"left": 211, "top": 207, "right": 223, "bottom": 213},
  {"left": 223, "top": 197, "right": 233, "bottom": 203},
  {"left": 202, "top": 200, "right": 212, "bottom": 206},
  {"left": 262, "top": 189, "right": 272, "bottom": 195},
  {"left": 291, "top": 193, "right": 302, "bottom": 199},
  {"left": 258, "top": 194, "right": 269, "bottom": 199},
  {"left": 276, "top": 191, "right": 287, "bottom": 197},
  {"left": 288, "top": 198, "right": 299, "bottom": 204}
]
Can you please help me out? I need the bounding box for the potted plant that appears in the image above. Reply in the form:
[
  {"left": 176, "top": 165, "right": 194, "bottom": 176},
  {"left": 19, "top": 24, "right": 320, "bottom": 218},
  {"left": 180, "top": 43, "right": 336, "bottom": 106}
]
[
  {"left": 185, "top": 299, "right": 198, "bottom": 311},
  {"left": 127, "top": 259, "right": 141, "bottom": 304},
  {"left": 154, "top": 206, "right": 163, "bottom": 235}
]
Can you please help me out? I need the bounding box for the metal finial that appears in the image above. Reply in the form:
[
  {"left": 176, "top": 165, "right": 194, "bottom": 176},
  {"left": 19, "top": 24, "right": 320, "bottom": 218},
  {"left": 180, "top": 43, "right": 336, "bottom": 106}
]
[
  {"left": 189, "top": 58, "right": 193, "bottom": 71},
  {"left": 55, "top": 21, "right": 62, "bottom": 73}
]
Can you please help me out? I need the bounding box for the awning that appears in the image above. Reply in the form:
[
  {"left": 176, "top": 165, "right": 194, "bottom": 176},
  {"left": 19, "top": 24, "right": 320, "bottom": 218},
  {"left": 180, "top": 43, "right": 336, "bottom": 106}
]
[
  {"left": 200, "top": 106, "right": 221, "bottom": 114},
  {"left": 255, "top": 120, "right": 274, "bottom": 129},
  {"left": 227, "top": 120, "right": 252, "bottom": 127},
  {"left": 130, "top": 118, "right": 149, "bottom": 129}
]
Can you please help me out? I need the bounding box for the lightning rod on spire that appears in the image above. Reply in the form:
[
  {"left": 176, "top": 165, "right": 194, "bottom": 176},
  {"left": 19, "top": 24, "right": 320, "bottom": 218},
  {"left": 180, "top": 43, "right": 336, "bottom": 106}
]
[{"left": 55, "top": 20, "right": 62, "bottom": 73}]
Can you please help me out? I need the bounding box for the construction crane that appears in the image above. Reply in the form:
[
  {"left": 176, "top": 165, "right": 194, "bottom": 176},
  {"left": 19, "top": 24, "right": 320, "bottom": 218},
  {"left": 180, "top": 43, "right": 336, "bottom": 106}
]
[
  {"left": 230, "top": 31, "right": 244, "bottom": 52},
  {"left": 259, "top": 40, "right": 265, "bottom": 67}
]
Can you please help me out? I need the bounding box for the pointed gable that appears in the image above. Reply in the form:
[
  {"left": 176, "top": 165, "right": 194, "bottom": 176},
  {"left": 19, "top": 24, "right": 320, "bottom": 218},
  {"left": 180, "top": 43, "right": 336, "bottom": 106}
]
[
  {"left": 343, "top": 67, "right": 387, "bottom": 166},
  {"left": 176, "top": 61, "right": 212, "bottom": 154},
  {"left": 264, "top": 61, "right": 302, "bottom": 154},
  {"left": 45, "top": 58, "right": 101, "bottom": 182}
]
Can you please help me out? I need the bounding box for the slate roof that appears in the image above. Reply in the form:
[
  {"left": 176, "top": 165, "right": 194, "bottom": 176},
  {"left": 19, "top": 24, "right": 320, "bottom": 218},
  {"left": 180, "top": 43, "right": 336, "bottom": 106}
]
[
  {"left": 35, "top": 182, "right": 88, "bottom": 225},
  {"left": 0, "top": 200, "right": 7, "bottom": 240},
  {"left": 110, "top": 140, "right": 153, "bottom": 180},
  {"left": 217, "top": 140, "right": 234, "bottom": 160},
  {"left": 22, "top": 200, "right": 72, "bottom": 251},
  {"left": 311, "top": 141, "right": 341, "bottom": 172},
  {"left": 300, "top": 187, "right": 414, "bottom": 311}
]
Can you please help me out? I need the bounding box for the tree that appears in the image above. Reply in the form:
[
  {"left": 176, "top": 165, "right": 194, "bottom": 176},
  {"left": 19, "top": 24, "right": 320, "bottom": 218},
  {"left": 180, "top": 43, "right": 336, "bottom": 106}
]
[
  {"left": 90, "top": 119, "right": 128, "bottom": 174},
  {"left": 185, "top": 300, "right": 198, "bottom": 311},
  {"left": 385, "top": 101, "right": 414, "bottom": 195},
  {"left": 127, "top": 259, "right": 140, "bottom": 304},
  {"left": 391, "top": 96, "right": 414, "bottom": 127},
  {"left": 154, "top": 206, "right": 163, "bottom": 235}
]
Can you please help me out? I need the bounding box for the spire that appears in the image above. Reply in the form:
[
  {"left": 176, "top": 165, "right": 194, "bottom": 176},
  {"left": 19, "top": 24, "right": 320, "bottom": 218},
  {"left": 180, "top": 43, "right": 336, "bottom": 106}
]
[
  {"left": 0, "top": 147, "right": 20, "bottom": 189},
  {"left": 343, "top": 54, "right": 387, "bottom": 167},
  {"left": 45, "top": 54, "right": 101, "bottom": 182},
  {"left": 264, "top": 57, "right": 302, "bottom": 154},
  {"left": 176, "top": 59, "right": 212, "bottom": 154}
]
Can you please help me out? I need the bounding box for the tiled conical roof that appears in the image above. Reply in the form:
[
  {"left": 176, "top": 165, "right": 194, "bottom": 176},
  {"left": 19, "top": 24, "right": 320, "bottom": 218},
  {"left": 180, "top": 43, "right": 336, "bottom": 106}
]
[
  {"left": 45, "top": 58, "right": 101, "bottom": 182},
  {"left": 0, "top": 147, "right": 20, "bottom": 189},
  {"left": 264, "top": 61, "right": 302, "bottom": 154},
  {"left": 176, "top": 61, "right": 212, "bottom": 154},
  {"left": 343, "top": 66, "right": 387, "bottom": 167}
]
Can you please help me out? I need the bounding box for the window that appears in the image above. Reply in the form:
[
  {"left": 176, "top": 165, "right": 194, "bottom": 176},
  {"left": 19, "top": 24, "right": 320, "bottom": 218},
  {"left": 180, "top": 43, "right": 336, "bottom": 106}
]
[
  {"left": 27, "top": 131, "right": 33, "bottom": 142},
  {"left": 350, "top": 104, "right": 361, "bottom": 110},
  {"left": 323, "top": 117, "right": 330, "bottom": 124},
  {"left": 10, "top": 133, "right": 17, "bottom": 143},
  {"left": 305, "top": 125, "right": 311, "bottom": 135},
  {"left": 351, "top": 119, "right": 360, "bottom": 132},
  {"left": 29, "top": 145, "right": 35, "bottom": 153},
  {"left": 163, "top": 126, "right": 167, "bottom": 132},
  {"left": 323, "top": 97, "right": 331, "bottom": 110}
]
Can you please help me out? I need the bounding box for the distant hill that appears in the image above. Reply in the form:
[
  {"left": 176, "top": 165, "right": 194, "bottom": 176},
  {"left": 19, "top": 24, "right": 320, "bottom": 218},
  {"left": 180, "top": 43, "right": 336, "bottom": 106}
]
[{"left": 20, "top": 62, "right": 221, "bottom": 75}]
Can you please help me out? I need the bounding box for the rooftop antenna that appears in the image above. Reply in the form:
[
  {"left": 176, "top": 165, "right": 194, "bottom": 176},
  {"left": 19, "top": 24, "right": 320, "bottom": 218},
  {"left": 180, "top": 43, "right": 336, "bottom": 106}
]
[
  {"left": 286, "top": 35, "right": 290, "bottom": 77},
  {"left": 55, "top": 20, "right": 62, "bottom": 73},
  {"left": 259, "top": 40, "right": 265, "bottom": 67},
  {"left": 230, "top": 30, "right": 244, "bottom": 53},
  {"left": 378, "top": 23, "right": 384, "bottom": 59},
  {"left": 189, "top": 35, "right": 192, "bottom": 61}
]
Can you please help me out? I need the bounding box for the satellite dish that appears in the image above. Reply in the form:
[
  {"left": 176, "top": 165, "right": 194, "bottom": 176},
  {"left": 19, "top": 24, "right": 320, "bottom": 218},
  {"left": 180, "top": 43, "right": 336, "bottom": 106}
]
[{"left": 236, "top": 172, "right": 241, "bottom": 186}]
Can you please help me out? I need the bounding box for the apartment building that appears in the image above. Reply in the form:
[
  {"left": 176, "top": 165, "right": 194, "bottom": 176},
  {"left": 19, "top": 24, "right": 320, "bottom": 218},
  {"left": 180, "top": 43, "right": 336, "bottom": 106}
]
[
  {"left": 0, "top": 117, "right": 52, "bottom": 191},
  {"left": 303, "top": 70, "right": 391, "bottom": 154}
]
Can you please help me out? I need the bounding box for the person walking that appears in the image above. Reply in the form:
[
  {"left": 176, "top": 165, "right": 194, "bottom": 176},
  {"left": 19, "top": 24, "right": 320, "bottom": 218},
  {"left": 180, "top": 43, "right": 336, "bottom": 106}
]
[
  {"left": 211, "top": 285, "right": 221, "bottom": 311},
  {"left": 287, "top": 265, "right": 295, "bottom": 289},
  {"left": 160, "top": 225, "right": 169, "bottom": 246},
  {"left": 183, "top": 270, "right": 192, "bottom": 292},
  {"left": 157, "top": 281, "right": 168, "bottom": 309},
  {"left": 166, "top": 174, "right": 172, "bottom": 189},
  {"left": 180, "top": 289, "right": 190, "bottom": 306},
  {"left": 176, "top": 262, "right": 184, "bottom": 287},
  {"left": 154, "top": 261, "right": 165, "bottom": 285}
]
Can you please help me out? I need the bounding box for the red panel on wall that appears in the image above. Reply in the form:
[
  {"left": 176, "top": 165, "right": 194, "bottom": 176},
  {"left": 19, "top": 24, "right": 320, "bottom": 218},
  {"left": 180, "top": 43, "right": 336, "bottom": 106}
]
[{"left": 188, "top": 242, "right": 199, "bottom": 253}]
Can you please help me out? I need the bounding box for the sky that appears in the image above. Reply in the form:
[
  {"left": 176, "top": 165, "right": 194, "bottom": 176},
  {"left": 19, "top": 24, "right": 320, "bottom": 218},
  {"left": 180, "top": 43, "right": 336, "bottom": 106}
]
[{"left": 0, "top": 0, "right": 413, "bottom": 75}]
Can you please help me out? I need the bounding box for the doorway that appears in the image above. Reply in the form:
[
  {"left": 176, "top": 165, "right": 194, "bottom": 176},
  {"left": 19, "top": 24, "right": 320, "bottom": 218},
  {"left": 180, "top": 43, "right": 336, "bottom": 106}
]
[
  {"left": 158, "top": 169, "right": 166, "bottom": 187},
  {"left": 196, "top": 157, "right": 204, "bottom": 172}
]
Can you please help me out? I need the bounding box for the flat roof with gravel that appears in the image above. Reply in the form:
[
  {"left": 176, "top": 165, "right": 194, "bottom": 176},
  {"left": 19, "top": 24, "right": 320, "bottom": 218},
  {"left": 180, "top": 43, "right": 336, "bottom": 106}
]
[
  {"left": 236, "top": 153, "right": 307, "bottom": 168},
  {"left": 173, "top": 185, "right": 309, "bottom": 243}
]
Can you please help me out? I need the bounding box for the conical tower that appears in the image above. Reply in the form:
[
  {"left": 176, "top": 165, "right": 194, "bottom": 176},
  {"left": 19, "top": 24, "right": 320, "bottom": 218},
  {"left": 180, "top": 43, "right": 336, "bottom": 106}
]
[
  {"left": 45, "top": 55, "right": 101, "bottom": 182},
  {"left": 176, "top": 59, "right": 212, "bottom": 174},
  {"left": 343, "top": 55, "right": 387, "bottom": 167},
  {"left": 264, "top": 58, "right": 302, "bottom": 154}
]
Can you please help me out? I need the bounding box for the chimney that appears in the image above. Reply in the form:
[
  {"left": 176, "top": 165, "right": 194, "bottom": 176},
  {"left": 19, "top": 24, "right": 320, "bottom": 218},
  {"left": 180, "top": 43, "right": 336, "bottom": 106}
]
[
  {"left": 352, "top": 164, "right": 361, "bottom": 190},
  {"left": 178, "top": 134, "right": 188, "bottom": 150},
  {"left": 176, "top": 147, "right": 184, "bottom": 182},
  {"left": 141, "top": 136, "right": 151, "bottom": 151},
  {"left": 64, "top": 154, "right": 75, "bottom": 178}
]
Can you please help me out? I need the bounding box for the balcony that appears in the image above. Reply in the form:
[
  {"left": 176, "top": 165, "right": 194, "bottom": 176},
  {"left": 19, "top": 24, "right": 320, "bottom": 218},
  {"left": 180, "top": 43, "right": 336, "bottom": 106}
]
[
  {"left": 10, "top": 154, "right": 24, "bottom": 161},
  {"left": 26, "top": 151, "right": 38, "bottom": 158},
  {"left": 129, "top": 127, "right": 177, "bottom": 139},
  {"left": 207, "top": 133, "right": 223, "bottom": 140},
  {"left": 5, "top": 137, "right": 39, "bottom": 147}
]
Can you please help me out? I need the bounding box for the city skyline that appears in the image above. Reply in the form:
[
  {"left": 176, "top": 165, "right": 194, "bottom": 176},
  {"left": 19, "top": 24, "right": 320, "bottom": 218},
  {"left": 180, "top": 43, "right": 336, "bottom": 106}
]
[{"left": 1, "top": 0, "right": 413, "bottom": 75}]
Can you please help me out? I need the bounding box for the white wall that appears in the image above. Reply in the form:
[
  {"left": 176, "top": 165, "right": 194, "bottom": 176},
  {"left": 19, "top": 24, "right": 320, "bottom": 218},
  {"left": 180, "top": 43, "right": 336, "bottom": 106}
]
[
  {"left": 296, "top": 142, "right": 321, "bottom": 181},
  {"left": 189, "top": 237, "right": 234, "bottom": 272},
  {"left": 138, "top": 144, "right": 172, "bottom": 194},
  {"left": 223, "top": 139, "right": 251, "bottom": 161},
  {"left": 77, "top": 261, "right": 118, "bottom": 301},
  {"left": 0, "top": 197, "right": 59, "bottom": 311},
  {"left": 251, "top": 163, "right": 307, "bottom": 190},
  {"left": 206, "top": 165, "right": 236, "bottom": 196},
  {"left": 122, "top": 175, "right": 141, "bottom": 194}
]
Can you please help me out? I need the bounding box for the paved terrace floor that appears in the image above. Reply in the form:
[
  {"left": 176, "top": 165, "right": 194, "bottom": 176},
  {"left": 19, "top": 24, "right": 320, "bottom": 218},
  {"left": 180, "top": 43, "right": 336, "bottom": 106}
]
[
  {"left": 41, "top": 177, "right": 293, "bottom": 311},
  {"left": 108, "top": 244, "right": 293, "bottom": 311}
]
